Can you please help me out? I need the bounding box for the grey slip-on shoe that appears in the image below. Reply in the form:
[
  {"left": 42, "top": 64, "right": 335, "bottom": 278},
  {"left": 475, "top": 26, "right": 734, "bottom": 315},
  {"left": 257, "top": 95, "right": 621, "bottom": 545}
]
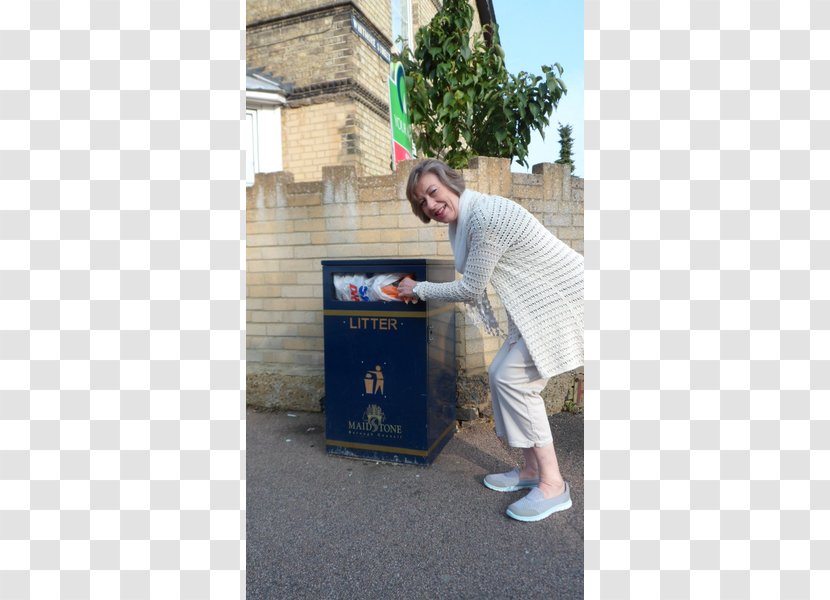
[
  {"left": 506, "top": 482, "right": 572, "bottom": 522},
  {"left": 483, "top": 468, "right": 540, "bottom": 493}
]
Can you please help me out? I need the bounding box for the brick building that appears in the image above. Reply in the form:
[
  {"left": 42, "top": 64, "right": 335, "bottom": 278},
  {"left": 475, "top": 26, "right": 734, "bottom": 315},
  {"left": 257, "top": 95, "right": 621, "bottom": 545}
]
[{"left": 246, "top": 0, "right": 496, "bottom": 183}]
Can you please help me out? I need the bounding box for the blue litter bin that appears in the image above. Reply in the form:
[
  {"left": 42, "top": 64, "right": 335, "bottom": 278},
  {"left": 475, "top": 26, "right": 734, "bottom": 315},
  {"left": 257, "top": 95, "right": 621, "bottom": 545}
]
[{"left": 321, "top": 259, "right": 456, "bottom": 465}]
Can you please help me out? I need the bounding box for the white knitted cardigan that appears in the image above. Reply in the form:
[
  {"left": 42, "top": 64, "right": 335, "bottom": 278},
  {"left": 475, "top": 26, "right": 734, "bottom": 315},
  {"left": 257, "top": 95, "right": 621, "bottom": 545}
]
[{"left": 414, "top": 189, "right": 584, "bottom": 379}]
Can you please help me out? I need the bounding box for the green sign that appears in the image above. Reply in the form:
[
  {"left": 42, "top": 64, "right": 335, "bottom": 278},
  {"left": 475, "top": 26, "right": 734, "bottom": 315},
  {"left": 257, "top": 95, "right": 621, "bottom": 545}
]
[{"left": 388, "top": 61, "right": 414, "bottom": 168}]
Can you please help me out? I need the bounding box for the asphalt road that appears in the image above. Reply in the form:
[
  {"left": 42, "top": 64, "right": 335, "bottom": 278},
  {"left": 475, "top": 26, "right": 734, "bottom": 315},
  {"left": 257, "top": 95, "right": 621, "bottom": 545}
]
[{"left": 246, "top": 408, "right": 584, "bottom": 600}]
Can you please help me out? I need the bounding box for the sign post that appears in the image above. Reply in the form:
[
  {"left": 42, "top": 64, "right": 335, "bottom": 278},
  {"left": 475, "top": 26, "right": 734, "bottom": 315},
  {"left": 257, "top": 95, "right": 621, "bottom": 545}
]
[{"left": 388, "top": 61, "right": 414, "bottom": 169}]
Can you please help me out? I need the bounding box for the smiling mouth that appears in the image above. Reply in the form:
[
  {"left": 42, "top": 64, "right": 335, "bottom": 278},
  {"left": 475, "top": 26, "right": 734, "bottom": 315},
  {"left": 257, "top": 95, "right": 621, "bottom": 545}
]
[{"left": 434, "top": 206, "right": 446, "bottom": 219}]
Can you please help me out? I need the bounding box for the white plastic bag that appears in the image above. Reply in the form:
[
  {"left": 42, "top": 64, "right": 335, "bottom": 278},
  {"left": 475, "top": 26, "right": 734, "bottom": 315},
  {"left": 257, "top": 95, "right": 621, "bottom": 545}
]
[
  {"left": 333, "top": 274, "right": 370, "bottom": 302},
  {"left": 366, "top": 273, "right": 408, "bottom": 302},
  {"left": 332, "top": 273, "right": 409, "bottom": 302}
]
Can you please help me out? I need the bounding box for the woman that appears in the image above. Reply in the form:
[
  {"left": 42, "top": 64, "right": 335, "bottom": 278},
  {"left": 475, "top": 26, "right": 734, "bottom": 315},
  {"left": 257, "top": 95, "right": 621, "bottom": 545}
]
[{"left": 397, "top": 159, "right": 583, "bottom": 522}]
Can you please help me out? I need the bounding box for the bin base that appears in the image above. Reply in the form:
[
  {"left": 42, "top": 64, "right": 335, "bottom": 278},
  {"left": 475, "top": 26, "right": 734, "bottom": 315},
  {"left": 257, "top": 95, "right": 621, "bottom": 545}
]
[{"left": 325, "top": 422, "right": 456, "bottom": 466}]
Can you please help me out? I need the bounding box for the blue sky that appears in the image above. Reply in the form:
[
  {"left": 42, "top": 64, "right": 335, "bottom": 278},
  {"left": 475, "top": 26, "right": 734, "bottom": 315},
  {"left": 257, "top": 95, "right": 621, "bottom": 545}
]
[{"left": 490, "top": 0, "right": 584, "bottom": 176}]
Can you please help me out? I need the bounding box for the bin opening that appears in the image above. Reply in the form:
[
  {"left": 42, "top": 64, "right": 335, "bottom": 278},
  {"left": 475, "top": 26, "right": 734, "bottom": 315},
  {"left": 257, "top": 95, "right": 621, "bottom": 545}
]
[{"left": 332, "top": 272, "right": 413, "bottom": 302}]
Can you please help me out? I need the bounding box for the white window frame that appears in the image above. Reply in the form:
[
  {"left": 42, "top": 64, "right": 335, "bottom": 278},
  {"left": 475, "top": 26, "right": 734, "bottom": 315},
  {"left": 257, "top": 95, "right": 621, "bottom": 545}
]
[
  {"left": 245, "top": 109, "right": 259, "bottom": 187},
  {"left": 391, "top": 0, "right": 413, "bottom": 54},
  {"left": 245, "top": 89, "right": 286, "bottom": 187}
]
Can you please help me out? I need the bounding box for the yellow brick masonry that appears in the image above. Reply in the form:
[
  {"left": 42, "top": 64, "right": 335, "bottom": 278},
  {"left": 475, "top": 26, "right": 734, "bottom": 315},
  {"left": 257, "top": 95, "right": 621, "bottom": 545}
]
[
  {"left": 282, "top": 101, "right": 354, "bottom": 182},
  {"left": 247, "top": 0, "right": 334, "bottom": 24},
  {"left": 246, "top": 157, "right": 583, "bottom": 404},
  {"left": 353, "top": 101, "right": 393, "bottom": 177},
  {"left": 355, "top": 0, "right": 393, "bottom": 46}
]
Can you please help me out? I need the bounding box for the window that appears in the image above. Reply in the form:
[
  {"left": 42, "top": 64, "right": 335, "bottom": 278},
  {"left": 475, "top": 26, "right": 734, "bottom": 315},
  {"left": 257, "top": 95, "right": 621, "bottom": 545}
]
[
  {"left": 245, "top": 110, "right": 259, "bottom": 187},
  {"left": 246, "top": 69, "right": 288, "bottom": 187},
  {"left": 391, "top": 0, "right": 412, "bottom": 53},
  {"left": 245, "top": 106, "right": 283, "bottom": 188}
]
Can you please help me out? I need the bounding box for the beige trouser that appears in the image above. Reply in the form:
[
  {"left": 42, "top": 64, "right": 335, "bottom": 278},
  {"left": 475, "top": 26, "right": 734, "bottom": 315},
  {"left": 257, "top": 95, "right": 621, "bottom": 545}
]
[{"left": 488, "top": 337, "right": 553, "bottom": 448}]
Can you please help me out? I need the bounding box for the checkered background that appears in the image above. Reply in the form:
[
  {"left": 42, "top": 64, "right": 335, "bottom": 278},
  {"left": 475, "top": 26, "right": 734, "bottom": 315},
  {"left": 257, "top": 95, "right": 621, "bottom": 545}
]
[
  {"left": 2, "top": 0, "right": 828, "bottom": 598},
  {"left": 585, "top": 1, "right": 827, "bottom": 598},
  {"left": 0, "top": 1, "right": 245, "bottom": 599}
]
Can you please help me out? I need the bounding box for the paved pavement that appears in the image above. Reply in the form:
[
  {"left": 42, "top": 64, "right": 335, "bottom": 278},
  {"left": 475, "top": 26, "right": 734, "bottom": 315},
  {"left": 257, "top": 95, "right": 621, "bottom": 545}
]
[{"left": 247, "top": 408, "right": 584, "bottom": 600}]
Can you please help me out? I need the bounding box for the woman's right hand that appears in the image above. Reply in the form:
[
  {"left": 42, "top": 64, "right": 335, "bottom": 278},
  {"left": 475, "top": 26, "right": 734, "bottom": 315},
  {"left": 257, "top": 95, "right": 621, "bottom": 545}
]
[{"left": 397, "top": 276, "right": 419, "bottom": 304}]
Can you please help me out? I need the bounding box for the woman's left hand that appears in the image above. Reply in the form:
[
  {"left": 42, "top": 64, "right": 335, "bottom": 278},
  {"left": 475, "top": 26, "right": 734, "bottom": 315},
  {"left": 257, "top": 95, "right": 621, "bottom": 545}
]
[{"left": 397, "top": 276, "right": 419, "bottom": 304}]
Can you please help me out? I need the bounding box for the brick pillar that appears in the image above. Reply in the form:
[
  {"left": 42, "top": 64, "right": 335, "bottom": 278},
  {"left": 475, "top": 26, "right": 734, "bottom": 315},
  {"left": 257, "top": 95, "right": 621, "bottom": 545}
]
[
  {"left": 532, "top": 162, "right": 569, "bottom": 205},
  {"left": 247, "top": 170, "right": 295, "bottom": 210},
  {"left": 466, "top": 156, "right": 511, "bottom": 197},
  {"left": 532, "top": 162, "right": 581, "bottom": 251},
  {"left": 321, "top": 165, "right": 357, "bottom": 205},
  {"left": 395, "top": 158, "right": 418, "bottom": 202},
  {"left": 570, "top": 178, "right": 584, "bottom": 254}
]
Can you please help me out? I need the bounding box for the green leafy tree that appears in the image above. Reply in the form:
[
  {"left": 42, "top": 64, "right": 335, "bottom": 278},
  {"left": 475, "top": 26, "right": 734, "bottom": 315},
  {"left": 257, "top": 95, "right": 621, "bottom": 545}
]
[
  {"left": 398, "top": 0, "right": 567, "bottom": 169},
  {"left": 555, "top": 122, "right": 575, "bottom": 173}
]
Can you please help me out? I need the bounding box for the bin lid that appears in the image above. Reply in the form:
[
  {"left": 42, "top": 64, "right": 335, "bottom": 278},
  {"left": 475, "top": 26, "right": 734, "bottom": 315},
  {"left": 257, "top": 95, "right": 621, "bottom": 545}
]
[{"left": 321, "top": 258, "right": 454, "bottom": 267}]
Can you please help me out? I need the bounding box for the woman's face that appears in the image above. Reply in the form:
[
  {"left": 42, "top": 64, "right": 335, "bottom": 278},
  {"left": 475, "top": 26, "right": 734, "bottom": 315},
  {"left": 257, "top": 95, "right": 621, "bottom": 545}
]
[{"left": 413, "top": 172, "right": 461, "bottom": 224}]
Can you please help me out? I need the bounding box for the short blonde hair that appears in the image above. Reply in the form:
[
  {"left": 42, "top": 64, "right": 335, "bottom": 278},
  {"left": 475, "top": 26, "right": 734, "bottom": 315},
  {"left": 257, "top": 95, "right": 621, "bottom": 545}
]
[{"left": 405, "top": 159, "right": 466, "bottom": 224}]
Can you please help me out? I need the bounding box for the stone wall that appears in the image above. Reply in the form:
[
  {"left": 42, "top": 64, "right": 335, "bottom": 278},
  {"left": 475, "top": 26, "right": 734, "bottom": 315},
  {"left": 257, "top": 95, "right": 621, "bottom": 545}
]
[{"left": 247, "top": 157, "right": 584, "bottom": 416}]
